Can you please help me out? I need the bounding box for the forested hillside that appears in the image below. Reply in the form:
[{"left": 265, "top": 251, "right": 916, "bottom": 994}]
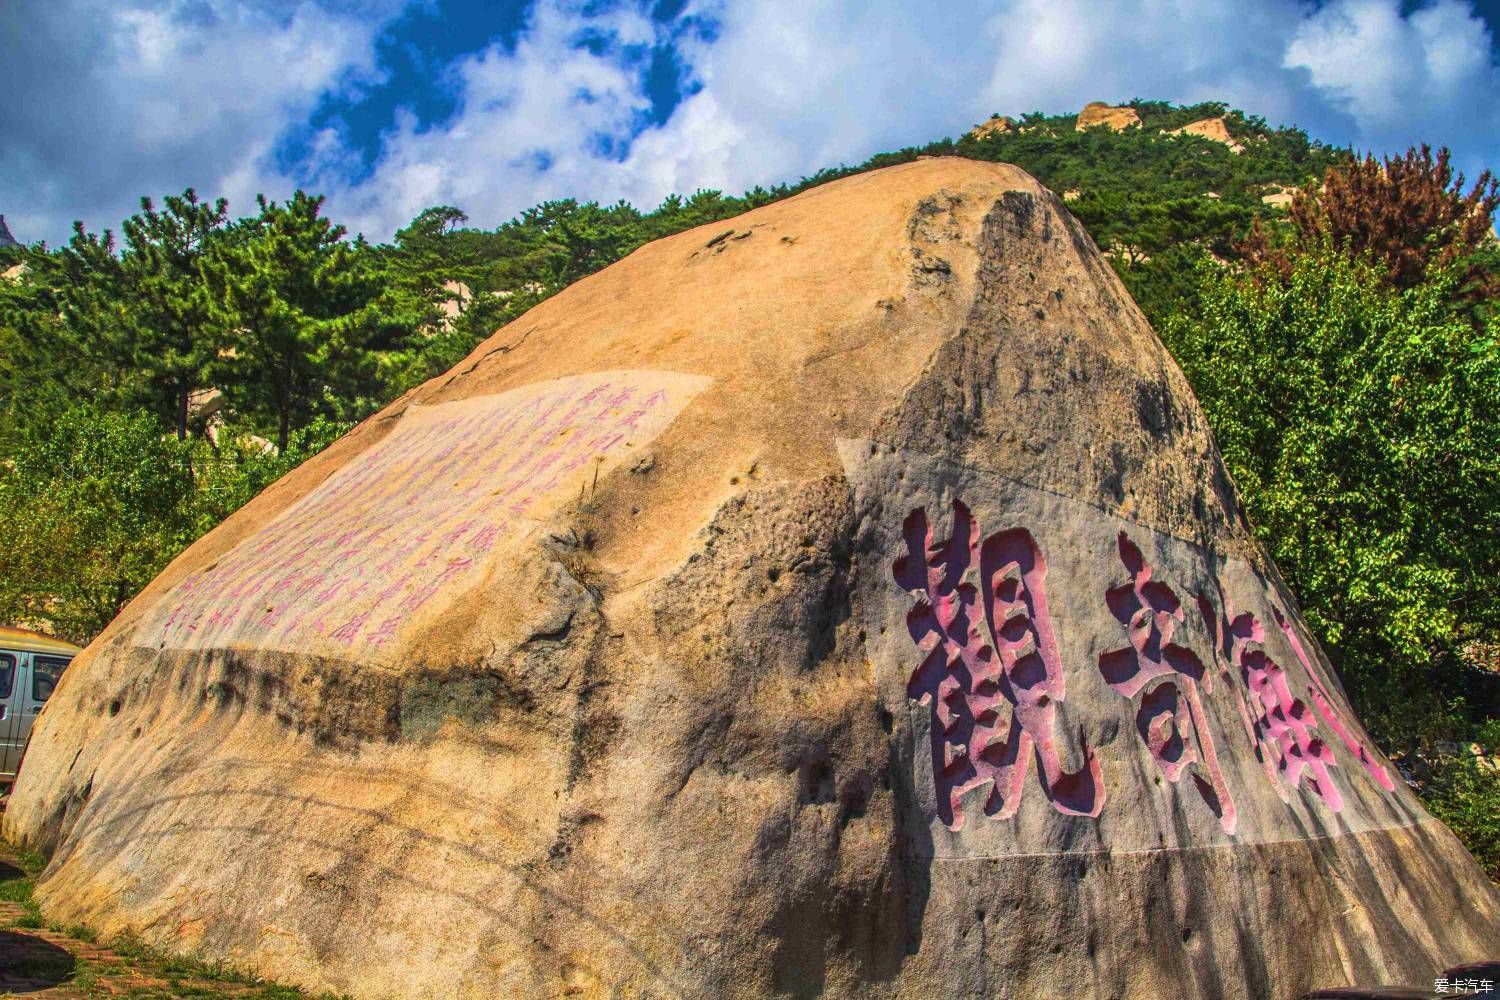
[{"left": 2, "top": 99, "right": 1497, "bottom": 873}]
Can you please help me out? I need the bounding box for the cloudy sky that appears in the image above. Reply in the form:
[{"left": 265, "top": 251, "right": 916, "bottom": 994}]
[{"left": 2, "top": 0, "right": 1497, "bottom": 246}]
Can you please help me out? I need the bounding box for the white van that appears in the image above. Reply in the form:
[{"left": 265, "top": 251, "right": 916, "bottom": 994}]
[{"left": 0, "top": 626, "right": 80, "bottom": 787}]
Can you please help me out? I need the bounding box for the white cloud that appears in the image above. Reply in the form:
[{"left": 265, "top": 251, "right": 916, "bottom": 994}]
[
  {"left": 1285, "top": 0, "right": 1500, "bottom": 164},
  {"left": 612, "top": 0, "right": 1007, "bottom": 200},
  {"left": 317, "top": 0, "right": 663, "bottom": 235},
  {"left": 2, "top": 0, "right": 1496, "bottom": 246},
  {"left": 325, "top": 0, "right": 1499, "bottom": 241},
  {"left": 0, "top": 0, "right": 399, "bottom": 245}
]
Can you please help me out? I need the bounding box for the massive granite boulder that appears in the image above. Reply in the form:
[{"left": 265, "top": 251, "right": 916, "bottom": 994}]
[{"left": 6, "top": 158, "right": 1497, "bottom": 999}]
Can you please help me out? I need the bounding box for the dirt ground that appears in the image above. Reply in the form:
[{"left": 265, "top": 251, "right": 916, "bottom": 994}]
[{"left": 0, "top": 850, "right": 341, "bottom": 1000}]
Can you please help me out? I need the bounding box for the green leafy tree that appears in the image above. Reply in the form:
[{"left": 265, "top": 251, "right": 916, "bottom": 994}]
[
  {"left": 49, "top": 225, "right": 134, "bottom": 402},
  {"left": 1419, "top": 751, "right": 1500, "bottom": 881},
  {"left": 0, "top": 248, "right": 90, "bottom": 451},
  {"left": 0, "top": 403, "right": 345, "bottom": 643},
  {"left": 1162, "top": 246, "right": 1500, "bottom": 747},
  {"left": 203, "top": 192, "right": 385, "bottom": 450},
  {"left": 0, "top": 405, "right": 196, "bottom": 641},
  {"left": 367, "top": 206, "right": 501, "bottom": 398}
]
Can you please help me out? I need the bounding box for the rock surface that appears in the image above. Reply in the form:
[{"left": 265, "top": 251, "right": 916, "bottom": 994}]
[
  {"left": 188, "top": 388, "right": 225, "bottom": 422},
  {"left": 967, "top": 114, "right": 1015, "bottom": 140},
  {"left": 1076, "top": 101, "right": 1142, "bottom": 131},
  {"left": 6, "top": 158, "right": 1498, "bottom": 1000},
  {"left": 1165, "top": 116, "right": 1245, "bottom": 153},
  {"left": 1263, "top": 183, "right": 1298, "bottom": 208},
  {"left": 439, "top": 279, "right": 472, "bottom": 325}
]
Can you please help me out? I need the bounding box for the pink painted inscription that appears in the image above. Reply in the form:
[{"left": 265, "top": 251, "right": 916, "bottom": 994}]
[{"left": 142, "top": 371, "right": 706, "bottom": 657}]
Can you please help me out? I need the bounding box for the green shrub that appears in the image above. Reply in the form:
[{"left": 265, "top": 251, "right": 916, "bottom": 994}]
[
  {"left": 1420, "top": 752, "right": 1500, "bottom": 881},
  {"left": 0, "top": 404, "right": 196, "bottom": 642},
  {"left": 1162, "top": 246, "right": 1500, "bottom": 749}
]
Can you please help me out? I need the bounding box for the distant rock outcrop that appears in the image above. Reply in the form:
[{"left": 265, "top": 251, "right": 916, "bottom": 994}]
[
  {"left": 0, "top": 215, "right": 19, "bottom": 249},
  {"left": 1075, "top": 101, "right": 1141, "bottom": 131},
  {"left": 1262, "top": 183, "right": 1298, "bottom": 208},
  {"left": 1165, "top": 117, "right": 1245, "bottom": 154},
  {"left": 967, "top": 114, "right": 1015, "bottom": 140},
  {"left": 439, "top": 280, "right": 472, "bottom": 323},
  {"left": 188, "top": 388, "right": 225, "bottom": 423}
]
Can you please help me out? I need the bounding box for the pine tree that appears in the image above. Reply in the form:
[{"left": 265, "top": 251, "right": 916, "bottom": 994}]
[
  {"left": 0, "top": 245, "right": 92, "bottom": 450},
  {"left": 51, "top": 224, "right": 134, "bottom": 400},
  {"left": 203, "top": 192, "right": 383, "bottom": 451},
  {"left": 120, "top": 190, "right": 229, "bottom": 438},
  {"left": 50, "top": 192, "right": 228, "bottom": 439}
]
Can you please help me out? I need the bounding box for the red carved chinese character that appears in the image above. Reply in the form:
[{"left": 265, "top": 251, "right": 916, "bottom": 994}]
[
  {"left": 526, "top": 391, "right": 568, "bottom": 433},
  {"left": 439, "top": 519, "right": 477, "bottom": 549},
  {"left": 274, "top": 609, "right": 308, "bottom": 636},
  {"left": 408, "top": 530, "right": 439, "bottom": 568},
  {"left": 1275, "top": 608, "right": 1395, "bottom": 793},
  {"left": 258, "top": 601, "right": 288, "bottom": 630},
  {"left": 1099, "top": 534, "right": 1237, "bottom": 834},
  {"left": 204, "top": 607, "right": 232, "bottom": 634},
  {"left": 616, "top": 408, "right": 649, "bottom": 430},
  {"left": 586, "top": 431, "right": 625, "bottom": 454},
  {"left": 894, "top": 501, "right": 1103, "bottom": 831},
  {"left": 311, "top": 579, "right": 344, "bottom": 607},
  {"left": 1199, "top": 588, "right": 1344, "bottom": 811},
  {"left": 557, "top": 387, "right": 605, "bottom": 427},
  {"left": 370, "top": 573, "right": 414, "bottom": 610},
  {"left": 399, "top": 585, "right": 438, "bottom": 614},
  {"left": 160, "top": 601, "right": 187, "bottom": 635},
  {"left": 593, "top": 387, "right": 635, "bottom": 421},
  {"left": 469, "top": 523, "right": 503, "bottom": 553},
  {"left": 558, "top": 448, "right": 595, "bottom": 476},
  {"left": 266, "top": 570, "right": 304, "bottom": 596}
]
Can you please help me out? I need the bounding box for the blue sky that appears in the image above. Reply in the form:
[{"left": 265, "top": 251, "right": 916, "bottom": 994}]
[
  {"left": 274, "top": 0, "right": 698, "bottom": 184},
  {"left": 2, "top": 0, "right": 1498, "bottom": 245}
]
